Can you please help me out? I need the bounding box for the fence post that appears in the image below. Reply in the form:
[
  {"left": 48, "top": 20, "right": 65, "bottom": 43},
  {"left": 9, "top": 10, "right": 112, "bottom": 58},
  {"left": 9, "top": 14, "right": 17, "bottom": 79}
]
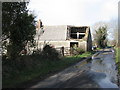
[{"left": 61, "top": 46, "right": 64, "bottom": 56}]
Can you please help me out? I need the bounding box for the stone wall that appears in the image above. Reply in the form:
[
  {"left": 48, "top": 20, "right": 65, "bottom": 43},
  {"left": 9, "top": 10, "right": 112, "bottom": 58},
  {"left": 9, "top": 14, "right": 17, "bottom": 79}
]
[
  {"left": 38, "top": 40, "right": 88, "bottom": 51},
  {"left": 38, "top": 41, "right": 69, "bottom": 49}
]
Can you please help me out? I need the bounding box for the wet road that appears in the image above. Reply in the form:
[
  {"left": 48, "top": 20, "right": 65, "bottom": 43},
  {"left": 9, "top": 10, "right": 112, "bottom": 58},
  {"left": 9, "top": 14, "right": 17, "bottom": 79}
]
[
  {"left": 29, "top": 48, "right": 119, "bottom": 88},
  {"left": 89, "top": 48, "right": 119, "bottom": 88}
]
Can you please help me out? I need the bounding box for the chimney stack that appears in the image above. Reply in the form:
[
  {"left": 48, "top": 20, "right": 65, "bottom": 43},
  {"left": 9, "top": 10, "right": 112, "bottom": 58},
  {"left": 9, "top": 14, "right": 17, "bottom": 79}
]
[{"left": 37, "top": 19, "right": 43, "bottom": 30}]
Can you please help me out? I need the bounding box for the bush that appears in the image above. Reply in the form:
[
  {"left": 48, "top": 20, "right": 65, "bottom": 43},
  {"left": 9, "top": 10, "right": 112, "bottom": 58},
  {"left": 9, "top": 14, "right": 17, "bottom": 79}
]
[
  {"left": 76, "top": 48, "right": 85, "bottom": 54},
  {"left": 41, "top": 44, "right": 61, "bottom": 61},
  {"left": 71, "top": 45, "right": 85, "bottom": 55}
]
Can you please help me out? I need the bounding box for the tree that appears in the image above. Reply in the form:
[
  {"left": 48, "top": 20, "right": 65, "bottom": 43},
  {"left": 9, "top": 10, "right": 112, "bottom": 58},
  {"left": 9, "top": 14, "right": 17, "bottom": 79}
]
[
  {"left": 94, "top": 26, "right": 108, "bottom": 48},
  {"left": 92, "top": 20, "right": 118, "bottom": 47},
  {"left": 2, "top": 2, "right": 36, "bottom": 58}
]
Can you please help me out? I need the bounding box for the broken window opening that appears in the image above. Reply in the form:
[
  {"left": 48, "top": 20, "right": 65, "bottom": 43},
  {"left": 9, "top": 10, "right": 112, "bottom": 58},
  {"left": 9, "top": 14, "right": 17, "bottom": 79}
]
[
  {"left": 70, "top": 34, "right": 77, "bottom": 39},
  {"left": 69, "top": 27, "right": 86, "bottom": 39},
  {"left": 70, "top": 42, "right": 78, "bottom": 48},
  {"left": 79, "top": 34, "right": 85, "bottom": 39}
]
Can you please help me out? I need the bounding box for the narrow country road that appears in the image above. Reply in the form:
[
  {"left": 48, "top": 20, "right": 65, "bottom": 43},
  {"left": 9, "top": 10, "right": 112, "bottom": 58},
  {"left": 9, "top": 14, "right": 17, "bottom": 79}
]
[
  {"left": 28, "top": 48, "right": 119, "bottom": 88},
  {"left": 89, "top": 48, "right": 119, "bottom": 88}
]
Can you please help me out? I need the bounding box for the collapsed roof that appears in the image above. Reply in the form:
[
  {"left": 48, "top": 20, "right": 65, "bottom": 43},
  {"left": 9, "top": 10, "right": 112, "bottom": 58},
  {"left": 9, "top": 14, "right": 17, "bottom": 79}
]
[{"left": 37, "top": 25, "right": 90, "bottom": 41}]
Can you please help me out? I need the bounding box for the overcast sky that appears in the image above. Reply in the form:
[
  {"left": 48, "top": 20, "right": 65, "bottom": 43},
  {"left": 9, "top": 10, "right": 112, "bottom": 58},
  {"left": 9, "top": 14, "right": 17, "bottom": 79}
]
[{"left": 27, "top": 0, "right": 119, "bottom": 26}]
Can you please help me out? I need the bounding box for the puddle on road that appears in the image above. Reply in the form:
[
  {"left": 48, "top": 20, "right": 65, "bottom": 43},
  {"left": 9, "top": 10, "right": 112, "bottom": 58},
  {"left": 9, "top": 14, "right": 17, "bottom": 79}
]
[{"left": 88, "top": 51, "right": 119, "bottom": 88}]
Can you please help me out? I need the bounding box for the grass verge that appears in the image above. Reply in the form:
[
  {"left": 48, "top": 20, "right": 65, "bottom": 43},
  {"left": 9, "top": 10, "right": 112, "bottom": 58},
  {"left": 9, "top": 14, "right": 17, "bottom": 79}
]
[
  {"left": 3, "top": 52, "right": 93, "bottom": 88},
  {"left": 115, "top": 47, "right": 120, "bottom": 74}
]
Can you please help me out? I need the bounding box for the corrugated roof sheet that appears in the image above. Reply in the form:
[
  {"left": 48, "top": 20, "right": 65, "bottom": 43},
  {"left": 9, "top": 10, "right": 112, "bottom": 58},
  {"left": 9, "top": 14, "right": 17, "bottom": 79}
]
[{"left": 39, "top": 25, "right": 67, "bottom": 41}]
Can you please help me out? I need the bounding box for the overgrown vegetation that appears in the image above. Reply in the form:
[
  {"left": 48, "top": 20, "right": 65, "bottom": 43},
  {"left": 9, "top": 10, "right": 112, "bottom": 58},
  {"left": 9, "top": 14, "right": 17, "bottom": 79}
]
[
  {"left": 3, "top": 50, "right": 93, "bottom": 88},
  {"left": 40, "top": 45, "right": 61, "bottom": 60},
  {"left": 71, "top": 45, "right": 85, "bottom": 55}
]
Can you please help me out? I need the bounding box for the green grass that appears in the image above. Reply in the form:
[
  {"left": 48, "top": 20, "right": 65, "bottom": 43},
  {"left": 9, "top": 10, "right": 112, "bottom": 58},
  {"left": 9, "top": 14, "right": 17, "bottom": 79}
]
[
  {"left": 96, "top": 47, "right": 102, "bottom": 50},
  {"left": 115, "top": 47, "right": 120, "bottom": 63},
  {"left": 115, "top": 47, "right": 120, "bottom": 74},
  {"left": 3, "top": 52, "right": 93, "bottom": 88}
]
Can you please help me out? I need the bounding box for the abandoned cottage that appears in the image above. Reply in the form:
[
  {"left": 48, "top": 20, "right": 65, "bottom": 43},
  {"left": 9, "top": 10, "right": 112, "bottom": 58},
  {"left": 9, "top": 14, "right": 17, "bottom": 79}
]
[{"left": 35, "top": 23, "right": 92, "bottom": 55}]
